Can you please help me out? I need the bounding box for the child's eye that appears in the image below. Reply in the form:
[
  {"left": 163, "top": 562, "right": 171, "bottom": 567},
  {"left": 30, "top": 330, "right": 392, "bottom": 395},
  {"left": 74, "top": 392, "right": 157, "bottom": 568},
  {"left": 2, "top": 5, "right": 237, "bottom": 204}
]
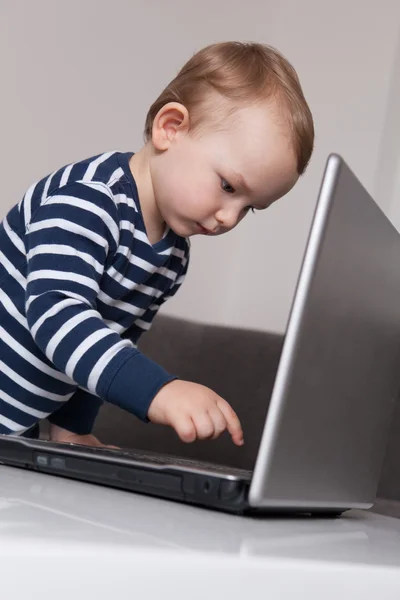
[
  {"left": 221, "top": 178, "right": 236, "bottom": 194},
  {"left": 220, "top": 177, "right": 254, "bottom": 213}
]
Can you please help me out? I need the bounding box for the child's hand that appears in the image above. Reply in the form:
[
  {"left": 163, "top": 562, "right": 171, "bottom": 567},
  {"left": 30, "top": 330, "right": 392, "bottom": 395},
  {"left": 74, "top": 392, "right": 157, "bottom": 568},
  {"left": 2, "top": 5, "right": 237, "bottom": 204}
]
[
  {"left": 49, "top": 424, "right": 119, "bottom": 449},
  {"left": 147, "top": 380, "right": 244, "bottom": 446}
]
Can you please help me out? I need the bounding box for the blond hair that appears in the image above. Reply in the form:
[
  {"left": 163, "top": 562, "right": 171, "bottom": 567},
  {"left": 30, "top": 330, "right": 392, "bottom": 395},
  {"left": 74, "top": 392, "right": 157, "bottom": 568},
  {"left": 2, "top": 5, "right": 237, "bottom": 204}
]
[{"left": 144, "top": 41, "right": 314, "bottom": 175}]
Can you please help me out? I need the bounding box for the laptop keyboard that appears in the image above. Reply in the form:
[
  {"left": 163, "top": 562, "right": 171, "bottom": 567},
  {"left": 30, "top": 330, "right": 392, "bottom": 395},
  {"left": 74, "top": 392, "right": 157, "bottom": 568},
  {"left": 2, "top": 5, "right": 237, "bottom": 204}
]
[{"left": 64, "top": 443, "right": 252, "bottom": 478}]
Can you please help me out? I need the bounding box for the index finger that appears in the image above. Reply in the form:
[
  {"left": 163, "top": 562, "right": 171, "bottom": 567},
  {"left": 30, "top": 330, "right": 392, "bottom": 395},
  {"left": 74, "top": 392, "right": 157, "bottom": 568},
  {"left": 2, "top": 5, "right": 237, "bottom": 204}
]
[{"left": 216, "top": 399, "right": 244, "bottom": 446}]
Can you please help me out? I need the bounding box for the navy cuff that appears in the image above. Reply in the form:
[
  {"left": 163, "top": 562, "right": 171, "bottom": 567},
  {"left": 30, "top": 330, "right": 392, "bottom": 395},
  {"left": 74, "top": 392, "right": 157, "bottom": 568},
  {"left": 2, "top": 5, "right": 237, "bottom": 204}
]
[{"left": 105, "top": 353, "right": 177, "bottom": 421}]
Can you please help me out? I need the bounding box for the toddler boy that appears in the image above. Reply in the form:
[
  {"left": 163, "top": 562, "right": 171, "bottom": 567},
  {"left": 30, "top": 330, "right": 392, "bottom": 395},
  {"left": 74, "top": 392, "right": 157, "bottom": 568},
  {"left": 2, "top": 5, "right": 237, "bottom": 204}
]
[{"left": 0, "top": 41, "right": 314, "bottom": 446}]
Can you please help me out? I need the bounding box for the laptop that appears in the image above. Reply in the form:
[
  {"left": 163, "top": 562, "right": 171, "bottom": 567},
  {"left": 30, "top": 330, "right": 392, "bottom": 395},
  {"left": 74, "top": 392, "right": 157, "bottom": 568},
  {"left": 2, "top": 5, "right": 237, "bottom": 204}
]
[{"left": 1, "top": 153, "right": 400, "bottom": 516}]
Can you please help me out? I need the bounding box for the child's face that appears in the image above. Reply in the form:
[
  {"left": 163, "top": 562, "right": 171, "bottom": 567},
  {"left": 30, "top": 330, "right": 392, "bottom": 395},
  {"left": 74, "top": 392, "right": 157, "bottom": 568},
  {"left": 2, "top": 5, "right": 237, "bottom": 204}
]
[{"left": 150, "top": 100, "right": 299, "bottom": 237}]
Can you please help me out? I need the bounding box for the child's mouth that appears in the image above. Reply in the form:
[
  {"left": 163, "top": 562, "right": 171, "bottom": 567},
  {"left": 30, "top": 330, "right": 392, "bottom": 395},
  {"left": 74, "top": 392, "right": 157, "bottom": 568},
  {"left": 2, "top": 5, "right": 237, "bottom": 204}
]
[{"left": 196, "top": 222, "right": 211, "bottom": 235}]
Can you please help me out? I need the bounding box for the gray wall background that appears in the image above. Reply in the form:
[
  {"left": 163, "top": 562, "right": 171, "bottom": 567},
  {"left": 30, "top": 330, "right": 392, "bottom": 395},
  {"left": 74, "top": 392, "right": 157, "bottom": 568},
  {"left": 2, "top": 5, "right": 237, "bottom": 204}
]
[{"left": 1, "top": 0, "right": 400, "bottom": 333}]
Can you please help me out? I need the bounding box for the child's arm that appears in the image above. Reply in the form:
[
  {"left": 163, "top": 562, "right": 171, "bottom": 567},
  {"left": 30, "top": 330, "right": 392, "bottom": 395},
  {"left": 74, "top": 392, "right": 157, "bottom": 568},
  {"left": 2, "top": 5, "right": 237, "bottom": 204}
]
[
  {"left": 24, "top": 182, "right": 176, "bottom": 423},
  {"left": 47, "top": 387, "right": 103, "bottom": 434}
]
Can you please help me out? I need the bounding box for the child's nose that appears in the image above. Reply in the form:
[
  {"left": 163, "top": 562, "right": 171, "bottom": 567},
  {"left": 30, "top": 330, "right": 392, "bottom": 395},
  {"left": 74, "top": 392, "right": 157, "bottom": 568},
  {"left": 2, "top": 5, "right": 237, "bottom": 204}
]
[{"left": 215, "top": 207, "right": 240, "bottom": 231}]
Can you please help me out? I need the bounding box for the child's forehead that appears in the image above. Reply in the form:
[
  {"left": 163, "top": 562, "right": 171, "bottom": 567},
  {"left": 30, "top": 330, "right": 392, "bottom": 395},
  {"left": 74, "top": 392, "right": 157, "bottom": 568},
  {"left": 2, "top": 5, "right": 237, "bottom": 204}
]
[
  {"left": 207, "top": 108, "right": 291, "bottom": 162},
  {"left": 190, "top": 96, "right": 296, "bottom": 180},
  {"left": 199, "top": 100, "right": 287, "bottom": 149}
]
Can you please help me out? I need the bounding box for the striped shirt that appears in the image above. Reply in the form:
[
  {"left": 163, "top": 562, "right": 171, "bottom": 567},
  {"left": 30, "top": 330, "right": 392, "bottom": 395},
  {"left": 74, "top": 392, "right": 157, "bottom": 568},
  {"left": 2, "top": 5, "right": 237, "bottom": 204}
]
[{"left": 0, "top": 151, "right": 190, "bottom": 435}]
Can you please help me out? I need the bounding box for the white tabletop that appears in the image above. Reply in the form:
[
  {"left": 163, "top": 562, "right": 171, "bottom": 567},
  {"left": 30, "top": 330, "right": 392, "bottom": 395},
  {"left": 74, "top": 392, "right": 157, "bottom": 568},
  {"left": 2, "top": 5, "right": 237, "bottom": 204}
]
[{"left": 1, "top": 465, "right": 400, "bottom": 599}]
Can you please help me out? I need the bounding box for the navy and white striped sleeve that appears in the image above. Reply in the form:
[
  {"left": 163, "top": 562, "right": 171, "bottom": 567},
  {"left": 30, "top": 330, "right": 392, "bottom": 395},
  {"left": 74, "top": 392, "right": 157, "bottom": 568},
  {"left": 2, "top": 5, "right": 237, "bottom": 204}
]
[{"left": 24, "top": 181, "right": 176, "bottom": 421}]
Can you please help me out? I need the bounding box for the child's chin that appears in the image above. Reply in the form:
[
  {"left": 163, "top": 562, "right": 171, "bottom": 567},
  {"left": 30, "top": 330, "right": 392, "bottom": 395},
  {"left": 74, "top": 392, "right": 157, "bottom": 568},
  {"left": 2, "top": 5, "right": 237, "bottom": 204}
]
[
  {"left": 170, "top": 220, "right": 197, "bottom": 238},
  {"left": 169, "top": 224, "right": 186, "bottom": 237}
]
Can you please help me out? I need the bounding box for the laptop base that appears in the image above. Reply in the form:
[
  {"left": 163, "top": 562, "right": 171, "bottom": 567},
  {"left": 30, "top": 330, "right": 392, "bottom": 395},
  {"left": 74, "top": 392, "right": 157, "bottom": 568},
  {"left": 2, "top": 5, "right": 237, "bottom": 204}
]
[{"left": 0, "top": 435, "right": 347, "bottom": 517}]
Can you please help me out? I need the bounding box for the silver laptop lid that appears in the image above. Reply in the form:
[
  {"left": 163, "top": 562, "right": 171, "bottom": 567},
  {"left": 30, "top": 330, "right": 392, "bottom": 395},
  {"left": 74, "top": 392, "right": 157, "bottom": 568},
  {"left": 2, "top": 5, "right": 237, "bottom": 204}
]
[{"left": 249, "top": 154, "right": 400, "bottom": 510}]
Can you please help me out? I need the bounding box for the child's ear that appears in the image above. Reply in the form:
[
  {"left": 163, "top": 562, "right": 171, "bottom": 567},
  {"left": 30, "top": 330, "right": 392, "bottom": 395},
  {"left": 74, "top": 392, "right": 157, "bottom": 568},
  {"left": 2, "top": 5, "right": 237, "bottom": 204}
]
[{"left": 152, "top": 102, "right": 190, "bottom": 150}]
